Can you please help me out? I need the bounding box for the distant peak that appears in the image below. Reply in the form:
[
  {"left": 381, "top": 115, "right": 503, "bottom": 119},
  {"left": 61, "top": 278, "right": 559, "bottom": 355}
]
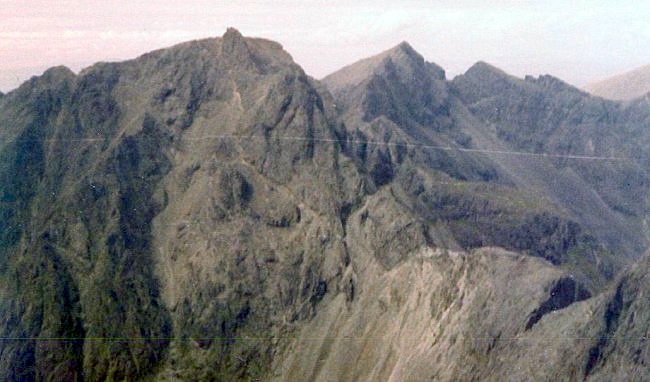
[
  {"left": 584, "top": 62, "right": 650, "bottom": 101},
  {"left": 223, "top": 27, "right": 245, "bottom": 45},
  {"left": 383, "top": 42, "right": 445, "bottom": 80},
  {"left": 395, "top": 41, "right": 414, "bottom": 52},
  {"left": 221, "top": 27, "right": 251, "bottom": 59},
  {"left": 322, "top": 41, "right": 445, "bottom": 93},
  {"left": 39, "top": 66, "right": 75, "bottom": 85},
  {"left": 465, "top": 61, "right": 507, "bottom": 77},
  {"left": 385, "top": 41, "right": 421, "bottom": 62},
  {"left": 43, "top": 65, "right": 75, "bottom": 77},
  {"left": 224, "top": 27, "right": 243, "bottom": 38},
  {"left": 460, "top": 61, "right": 513, "bottom": 85}
]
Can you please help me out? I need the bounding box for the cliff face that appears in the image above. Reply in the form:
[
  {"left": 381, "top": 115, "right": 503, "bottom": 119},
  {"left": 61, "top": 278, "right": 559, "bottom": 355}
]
[{"left": 0, "top": 29, "right": 648, "bottom": 381}]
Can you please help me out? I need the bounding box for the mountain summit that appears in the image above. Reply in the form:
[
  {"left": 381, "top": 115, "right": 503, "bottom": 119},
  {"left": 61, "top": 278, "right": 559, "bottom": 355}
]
[
  {"left": 323, "top": 41, "right": 444, "bottom": 95},
  {"left": 221, "top": 27, "right": 250, "bottom": 59}
]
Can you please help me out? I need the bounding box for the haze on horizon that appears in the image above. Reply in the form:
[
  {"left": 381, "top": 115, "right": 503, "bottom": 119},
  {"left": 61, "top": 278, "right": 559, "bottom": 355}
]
[{"left": 2, "top": 0, "right": 650, "bottom": 93}]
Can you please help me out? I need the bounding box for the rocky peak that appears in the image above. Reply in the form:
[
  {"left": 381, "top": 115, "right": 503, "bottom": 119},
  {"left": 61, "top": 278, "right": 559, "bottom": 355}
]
[
  {"left": 215, "top": 27, "right": 297, "bottom": 74},
  {"left": 221, "top": 27, "right": 253, "bottom": 63},
  {"left": 323, "top": 41, "right": 444, "bottom": 97},
  {"left": 42, "top": 65, "right": 75, "bottom": 79},
  {"left": 378, "top": 41, "right": 445, "bottom": 81},
  {"left": 463, "top": 61, "right": 510, "bottom": 83},
  {"left": 384, "top": 41, "right": 422, "bottom": 67},
  {"left": 222, "top": 27, "right": 245, "bottom": 51},
  {"left": 451, "top": 61, "right": 523, "bottom": 104},
  {"left": 7, "top": 65, "right": 76, "bottom": 103},
  {"left": 353, "top": 44, "right": 448, "bottom": 126},
  {"left": 39, "top": 66, "right": 76, "bottom": 88}
]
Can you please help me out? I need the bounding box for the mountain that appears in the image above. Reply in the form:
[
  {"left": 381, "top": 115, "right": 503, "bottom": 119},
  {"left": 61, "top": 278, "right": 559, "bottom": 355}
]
[
  {"left": 0, "top": 29, "right": 648, "bottom": 380},
  {"left": 0, "top": 27, "right": 362, "bottom": 381},
  {"left": 584, "top": 64, "right": 650, "bottom": 100},
  {"left": 325, "top": 48, "right": 650, "bottom": 281}
]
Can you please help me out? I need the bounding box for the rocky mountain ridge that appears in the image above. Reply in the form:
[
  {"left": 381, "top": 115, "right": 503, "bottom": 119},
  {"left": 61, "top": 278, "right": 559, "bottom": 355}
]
[{"left": 0, "top": 29, "right": 648, "bottom": 381}]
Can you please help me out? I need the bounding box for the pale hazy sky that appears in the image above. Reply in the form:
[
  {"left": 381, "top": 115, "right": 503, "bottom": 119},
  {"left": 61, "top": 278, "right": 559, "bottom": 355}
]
[{"left": 2, "top": 1, "right": 650, "bottom": 92}]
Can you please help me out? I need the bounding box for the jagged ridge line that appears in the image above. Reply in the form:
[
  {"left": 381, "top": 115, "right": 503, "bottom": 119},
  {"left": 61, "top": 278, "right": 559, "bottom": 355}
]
[{"left": 15, "top": 133, "right": 626, "bottom": 161}]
